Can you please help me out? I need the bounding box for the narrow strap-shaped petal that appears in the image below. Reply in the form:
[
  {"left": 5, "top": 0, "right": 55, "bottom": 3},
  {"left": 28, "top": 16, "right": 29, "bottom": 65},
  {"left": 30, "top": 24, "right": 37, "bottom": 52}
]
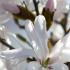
[
  {"left": 50, "top": 63, "right": 69, "bottom": 70},
  {"left": 60, "top": 32, "right": 70, "bottom": 63},
  {"left": 0, "top": 48, "right": 37, "bottom": 70},
  {"left": 49, "top": 39, "right": 64, "bottom": 59},
  {"left": 49, "top": 32, "right": 70, "bottom": 63},
  {"left": 34, "top": 15, "right": 49, "bottom": 59},
  {"left": 60, "top": 49, "right": 70, "bottom": 63},
  {"left": 0, "top": 59, "right": 7, "bottom": 70},
  {"left": 26, "top": 61, "right": 42, "bottom": 70},
  {"left": 25, "top": 20, "right": 46, "bottom": 60},
  {"left": 0, "top": 48, "right": 36, "bottom": 60}
]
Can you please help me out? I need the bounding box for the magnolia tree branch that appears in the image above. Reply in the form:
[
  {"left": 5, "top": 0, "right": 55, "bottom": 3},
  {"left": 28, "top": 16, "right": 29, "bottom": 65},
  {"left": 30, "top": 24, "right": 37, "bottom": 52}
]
[{"left": 33, "top": 0, "right": 39, "bottom": 15}]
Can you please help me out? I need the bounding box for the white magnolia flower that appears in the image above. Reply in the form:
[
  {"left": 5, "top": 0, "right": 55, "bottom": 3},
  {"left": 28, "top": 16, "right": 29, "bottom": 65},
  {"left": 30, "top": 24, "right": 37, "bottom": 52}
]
[{"left": 0, "top": 15, "right": 70, "bottom": 70}]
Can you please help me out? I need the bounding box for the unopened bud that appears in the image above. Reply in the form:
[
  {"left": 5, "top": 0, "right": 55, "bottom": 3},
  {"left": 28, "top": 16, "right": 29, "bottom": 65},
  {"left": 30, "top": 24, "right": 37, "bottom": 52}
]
[{"left": 45, "top": 0, "right": 57, "bottom": 12}]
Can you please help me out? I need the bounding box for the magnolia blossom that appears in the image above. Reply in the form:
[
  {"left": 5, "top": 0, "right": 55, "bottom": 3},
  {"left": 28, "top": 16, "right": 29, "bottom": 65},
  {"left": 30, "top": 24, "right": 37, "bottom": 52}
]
[{"left": 0, "top": 15, "right": 70, "bottom": 70}]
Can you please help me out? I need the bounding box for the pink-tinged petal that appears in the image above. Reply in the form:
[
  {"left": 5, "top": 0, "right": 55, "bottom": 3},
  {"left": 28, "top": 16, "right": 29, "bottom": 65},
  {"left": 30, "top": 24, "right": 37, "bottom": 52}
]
[
  {"left": 1, "top": 3, "right": 20, "bottom": 14},
  {"left": 45, "top": 0, "right": 57, "bottom": 12}
]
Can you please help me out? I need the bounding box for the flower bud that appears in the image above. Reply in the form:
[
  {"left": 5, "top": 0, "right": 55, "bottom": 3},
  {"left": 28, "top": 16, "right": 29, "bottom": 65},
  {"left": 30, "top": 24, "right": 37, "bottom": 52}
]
[{"left": 45, "top": 0, "right": 57, "bottom": 12}]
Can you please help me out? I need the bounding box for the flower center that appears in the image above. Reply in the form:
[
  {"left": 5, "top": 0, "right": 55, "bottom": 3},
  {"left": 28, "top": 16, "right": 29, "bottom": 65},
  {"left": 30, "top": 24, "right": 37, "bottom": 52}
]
[{"left": 42, "top": 58, "right": 50, "bottom": 68}]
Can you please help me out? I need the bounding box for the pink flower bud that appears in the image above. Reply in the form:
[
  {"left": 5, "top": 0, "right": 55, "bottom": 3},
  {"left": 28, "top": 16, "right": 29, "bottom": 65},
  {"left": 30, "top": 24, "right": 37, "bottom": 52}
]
[
  {"left": 1, "top": 3, "right": 20, "bottom": 14},
  {"left": 45, "top": 0, "right": 57, "bottom": 12}
]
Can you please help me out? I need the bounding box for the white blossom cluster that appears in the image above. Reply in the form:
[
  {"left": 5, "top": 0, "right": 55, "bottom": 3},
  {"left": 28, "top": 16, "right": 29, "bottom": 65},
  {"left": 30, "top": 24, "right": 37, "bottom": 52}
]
[{"left": 0, "top": 0, "right": 70, "bottom": 70}]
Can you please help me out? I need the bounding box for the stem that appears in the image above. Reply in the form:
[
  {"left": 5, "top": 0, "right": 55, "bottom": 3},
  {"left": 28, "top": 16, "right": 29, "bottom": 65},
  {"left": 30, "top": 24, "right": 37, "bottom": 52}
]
[
  {"left": 14, "top": 18, "right": 25, "bottom": 29},
  {"left": 33, "top": 0, "right": 39, "bottom": 15}
]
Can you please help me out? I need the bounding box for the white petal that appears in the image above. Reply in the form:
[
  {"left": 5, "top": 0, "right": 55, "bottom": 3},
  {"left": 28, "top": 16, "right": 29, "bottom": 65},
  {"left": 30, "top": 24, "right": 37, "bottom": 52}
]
[
  {"left": 51, "top": 23, "right": 64, "bottom": 41},
  {"left": 63, "top": 34, "right": 70, "bottom": 63},
  {"left": 0, "top": 48, "right": 36, "bottom": 60},
  {"left": 34, "top": 15, "right": 49, "bottom": 60},
  {"left": 0, "top": 59, "right": 7, "bottom": 70},
  {"left": 57, "top": 0, "right": 68, "bottom": 13},
  {"left": 60, "top": 49, "right": 70, "bottom": 63},
  {"left": 49, "top": 39, "right": 64, "bottom": 59},
  {"left": 26, "top": 61, "right": 42, "bottom": 70},
  {"left": 5, "top": 60, "right": 14, "bottom": 70},
  {"left": 0, "top": 26, "right": 10, "bottom": 50},
  {"left": 49, "top": 32, "right": 70, "bottom": 63},
  {"left": 5, "top": 59, "right": 28, "bottom": 70},
  {"left": 13, "top": 61, "right": 28, "bottom": 70},
  {"left": 25, "top": 20, "right": 46, "bottom": 60},
  {"left": 63, "top": 32, "right": 70, "bottom": 49},
  {"left": 50, "top": 63, "right": 69, "bottom": 70},
  {"left": 60, "top": 32, "right": 70, "bottom": 62}
]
